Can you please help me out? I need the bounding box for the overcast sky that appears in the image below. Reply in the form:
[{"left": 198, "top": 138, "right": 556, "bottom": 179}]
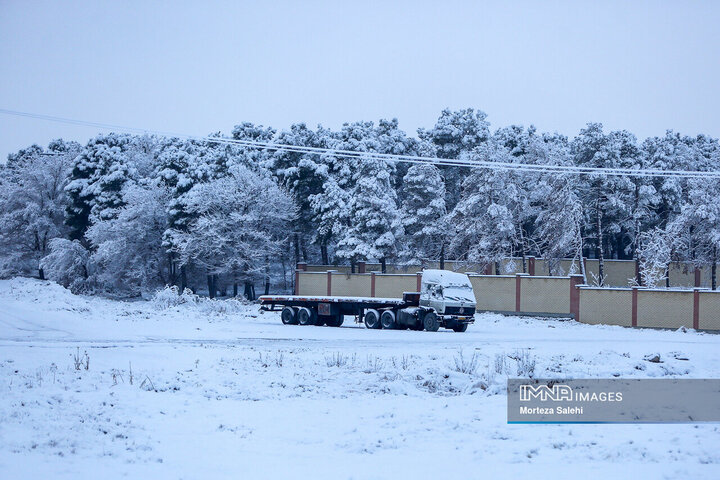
[{"left": 1, "top": 0, "right": 719, "bottom": 161}]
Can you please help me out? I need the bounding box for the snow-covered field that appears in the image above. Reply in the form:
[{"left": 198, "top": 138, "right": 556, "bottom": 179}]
[{"left": 1, "top": 278, "right": 719, "bottom": 479}]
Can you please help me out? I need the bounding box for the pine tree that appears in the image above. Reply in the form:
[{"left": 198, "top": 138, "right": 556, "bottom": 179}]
[
  {"left": 418, "top": 108, "right": 490, "bottom": 210},
  {"left": 335, "top": 155, "right": 401, "bottom": 272},
  {"left": 400, "top": 164, "right": 447, "bottom": 266}
]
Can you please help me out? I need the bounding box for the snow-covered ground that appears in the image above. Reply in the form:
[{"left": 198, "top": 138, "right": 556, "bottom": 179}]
[{"left": 1, "top": 278, "right": 719, "bottom": 479}]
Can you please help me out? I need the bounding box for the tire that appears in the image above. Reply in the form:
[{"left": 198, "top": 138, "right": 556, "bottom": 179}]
[
  {"left": 327, "top": 314, "right": 344, "bottom": 327},
  {"left": 452, "top": 323, "right": 468, "bottom": 333},
  {"left": 364, "top": 309, "right": 381, "bottom": 329},
  {"left": 380, "top": 310, "right": 397, "bottom": 329},
  {"left": 297, "top": 307, "right": 315, "bottom": 326},
  {"left": 281, "top": 307, "right": 297, "bottom": 325},
  {"left": 423, "top": 312, "right": 440, "bottom": 332},
  {"left": 315, "top": 316, "right": 326, "bottom": 326}
]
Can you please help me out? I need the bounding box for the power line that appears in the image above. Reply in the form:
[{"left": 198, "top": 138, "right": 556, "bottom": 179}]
[{"left": 1, "top": 108, "right": 719, "bottom": 179}]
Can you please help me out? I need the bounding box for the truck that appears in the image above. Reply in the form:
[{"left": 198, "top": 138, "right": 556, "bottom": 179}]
[{"left": 259, "top": 269, "right": 477, "bottom": 332}]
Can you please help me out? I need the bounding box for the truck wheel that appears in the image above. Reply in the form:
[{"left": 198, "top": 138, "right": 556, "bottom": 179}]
[
  {"left": 327, "top": 314, "right": 344, "bottom": 327},
  {"left": 380, "top": 310, "right": 397, "bottom": 329},
  {"left": 297, "top": 307, "right": 315, "bottom": 326},
  {"left": 452, "top": 323, "right": 468, "bottom": 332},
  {"left": 281, "top": 307, "right": 297, "bottom": 325},
  {"left": 364, "top": 309, "right": 381, "bottom": 329},
  {"left": 423, "top": 312, "right": 440, "bottom": 332}
]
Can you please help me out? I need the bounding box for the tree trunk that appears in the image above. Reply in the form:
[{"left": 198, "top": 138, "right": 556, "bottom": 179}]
[
  {"left": 207, "top": 275, "right": 215, "bottom": 299},
  {"left": 596, "top": 204, "right": 605, "bottom": 286},
  {"left": 281, "top": 257, "right": 288, "bottom": 291},
  {"left": 495, "top": 261, "right": 500, "bottom": 276},
  {"left": 380, "top": 257, "right": 387, "bottom": 274},
  {"left": 244, "top": 281, "right": 255, "bottom": 301},
  {"left": 634, "top": 218, "right": 642, "bottom": 286},
  {"left": 264, "top": 256, "right": 270, "bottom": 295},
  {"left": 293, "top": 233, "right": 300, "bottom": 266},
  {"left": 301, "top": 241, "right": 308, "bottom": 263},
  {"left": 233, "top": 283, "right": 238, "bottom": 297},
  {"left": 321, "top": 243, "right": 329, "bottom": 265},
  {"left": 38, "top": 267, "right": 44, "bottom": 280},
  {"left": 439, "top": 243, "right": 445, "bottom": 270},
  {"left": 519, "top": 227, "right": 527, "bottom": 273},
  {"left": 351, "top": 261, "right": 355, "bottom": 274},
  {"left": 180, "top": 265, "right": 187, "bottom": 293}
]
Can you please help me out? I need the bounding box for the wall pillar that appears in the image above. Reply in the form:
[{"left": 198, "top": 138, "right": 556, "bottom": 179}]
[
  {"left": 695, "top": 268, "right": 701, "bottom": 288},
  {"left": 296, "top": 262, "right": 308, "bottom": 271},
  {"left": 357, "top": 261, "right": 366, "bottom": 274},
  {"left": 528, "top": 256, "right": 536, "bottom": 276},
  {"left": 327, "top": 270, "right": 333, "bottom": 296},
  {"left": 371, "top": 272, "right": 376, "bottom": 297},
  {"left": 631, "top": 287, "right": 639, "bottom": 327},
  {"left": 693, "top": 288, "right": 700, "bottom": 330},
  {"left": 569, "top": 274, "right": 584, "bottom": 321},
  {"left": 416, "top": 272, "right": 422, "bottom": 292},
  {"left": 294, "top": 269, "right": 300, "bottom": 295},
  {"left": 515, "top": 274, "right": 524, "bottom": 312}
]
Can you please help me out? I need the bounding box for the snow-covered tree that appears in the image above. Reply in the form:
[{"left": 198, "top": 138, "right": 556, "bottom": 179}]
[
  {"left": 418, "top": 108, "right": 491, "bottom": 209},
  {"left": 534, "top": 176, "right": 586, "bottom": 278},
  {"left": 64, "top": 134, "right": 135, "bottom": 241},
  {"left": 636, "top": 227, "right": 673, "bottom": 288},
  {"left": 335, "top": 155, "right": 402, "bottom": 272},
  {"left": 572, "top": 125, "right": 637, "bottom": 284},
  {"left": 448, "top": 141, "right": 533, "bottom": 273},
  {"left": 85, "top": 180, "right": 171, "bottom": 295},
  {"left": 664, "top": 179, "right": 720, "bottom": 289},
  {"left": 400, "top": 164, "right": 447, "bottom": 266},
  {"left": 40, "top": 238, "right": 91, "bottom": 293},
  {"left": 0, "top": 140, "right": 80, "bottom": 278},
  {"left": 268, "top": 124, "right": 331, "bottom": 263},
  {"left": 165, "top": 165, "right": 296, "bottom": 298}
]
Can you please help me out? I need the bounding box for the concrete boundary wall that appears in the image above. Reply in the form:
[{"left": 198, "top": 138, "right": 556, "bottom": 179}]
[
  {"left": 470, "top": 275, "right": 516, "bottom": 312},
  {"left": 302, "top": 257, "right": 714, "bottom": 288},
  {"left": 577, "top": 287, "right": 633, "bottom": 327},
  {"left": 698, "top": 291, "right": 720, "bottom": 330},
  {"left": 295, "top": 266, "right": 720, "bottom": 331},
  {"left": 519, "top": 276, "right": 571, "bottom": 314}
]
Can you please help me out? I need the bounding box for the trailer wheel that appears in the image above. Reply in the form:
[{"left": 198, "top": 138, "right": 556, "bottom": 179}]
[
  {"left": 452, "top": 323, "right": 468, "bottom": 332},
  {"left": 423, "top": 312, "right": 440, "bottom": 332},
  {"left": 380, "top": 310, "right": 397, "bottom": 329},
  {"left": 297, "top": 307, "right": 315, "bottom": 326},
  {"left": 281, "top": 307, "right": 298, "bottom": 325},
  {"left": 327, "top": 314, "right": 344, "bottom": 327},
  {"left": 364, "top": 309, "right": 381, "bottom": 329}
]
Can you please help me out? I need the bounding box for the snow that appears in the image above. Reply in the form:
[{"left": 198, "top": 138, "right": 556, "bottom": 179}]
[{"left": 1, "top": 277, "right": 720, "bottom": 479}]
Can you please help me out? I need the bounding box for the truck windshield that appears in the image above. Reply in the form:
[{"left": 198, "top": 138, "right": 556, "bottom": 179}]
[{"left": 442, "top": 285, "right": 475, "bottom": 303}]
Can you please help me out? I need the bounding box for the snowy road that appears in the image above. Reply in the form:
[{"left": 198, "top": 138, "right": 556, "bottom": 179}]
[{"left": 1, "top": 278, "right": 720, "bottom": 479}]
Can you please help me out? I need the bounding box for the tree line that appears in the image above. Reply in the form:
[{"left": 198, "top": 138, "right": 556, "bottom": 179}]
[{"left": 1, "top": 108, "right": 718, "bottom": 297}]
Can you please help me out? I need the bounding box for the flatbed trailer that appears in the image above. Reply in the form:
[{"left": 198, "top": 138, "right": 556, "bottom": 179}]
[
  {"left": 259, "top": 270, "right": 477, "bottom": 332},
  {"left": 259, "top": 293, "right": 417, "bottom": 327}
]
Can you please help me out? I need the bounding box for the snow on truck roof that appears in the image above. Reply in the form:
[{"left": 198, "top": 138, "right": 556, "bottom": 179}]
[{"left": 421, "top": 269, "right": 472, "bottom": 287}]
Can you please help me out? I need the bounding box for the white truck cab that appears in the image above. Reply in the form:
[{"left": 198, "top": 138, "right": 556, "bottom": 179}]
[{"left": 420, "top": 269, "right": 477, "bottom": 317}]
